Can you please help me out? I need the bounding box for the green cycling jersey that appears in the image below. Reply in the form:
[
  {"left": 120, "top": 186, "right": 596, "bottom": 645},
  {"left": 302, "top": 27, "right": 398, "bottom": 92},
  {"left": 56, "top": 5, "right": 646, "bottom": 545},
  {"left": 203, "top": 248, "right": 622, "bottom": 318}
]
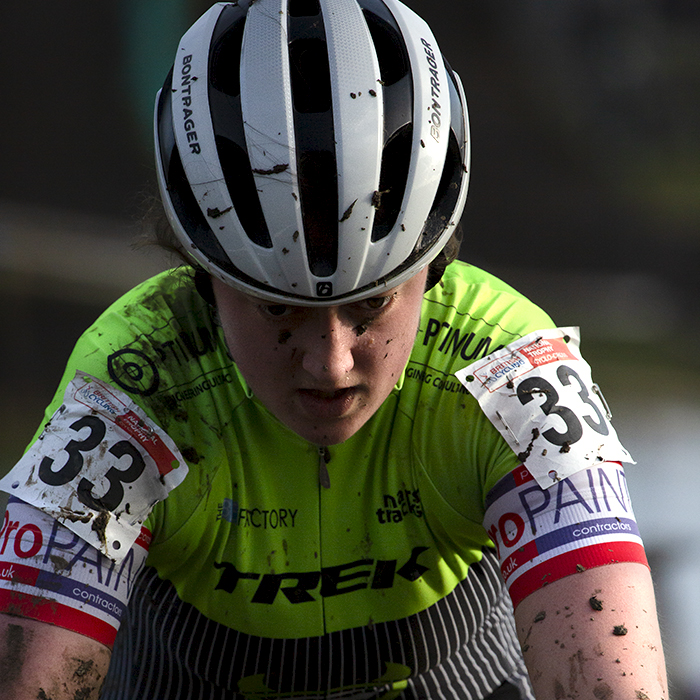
[{"left": 31, "top": 260, "right": 552, "bottom": 642}]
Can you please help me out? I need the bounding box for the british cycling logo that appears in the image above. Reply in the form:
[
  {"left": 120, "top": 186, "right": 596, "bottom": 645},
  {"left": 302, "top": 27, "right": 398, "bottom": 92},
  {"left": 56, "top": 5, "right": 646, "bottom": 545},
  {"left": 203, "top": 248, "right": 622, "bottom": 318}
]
[{"left": 75, "top": 384, "right": 120, "bottom": 416}]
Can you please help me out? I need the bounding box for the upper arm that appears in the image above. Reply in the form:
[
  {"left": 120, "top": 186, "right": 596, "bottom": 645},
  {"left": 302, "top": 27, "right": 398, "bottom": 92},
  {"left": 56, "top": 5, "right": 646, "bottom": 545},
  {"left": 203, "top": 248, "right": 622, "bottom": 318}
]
[
  {"left": 513, "top": 562, "right": 667, "bottom": 700},
  {"left": 482, "top": 460, "right": 668, "bottom": 698},
  {"left": 0, "top": 497, "right": 149, "bottom": 697},
  {"left": 0, "top": 613, "right": 111, "bottom": 700}
]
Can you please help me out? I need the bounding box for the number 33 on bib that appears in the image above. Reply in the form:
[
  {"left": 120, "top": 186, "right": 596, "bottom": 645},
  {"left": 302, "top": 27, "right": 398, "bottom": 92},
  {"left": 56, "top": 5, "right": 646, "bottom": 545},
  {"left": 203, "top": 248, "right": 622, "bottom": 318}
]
[
  {"left": 455, "top": 327, "right": 634, "bottom": 489},
  {"left": 0, "top": 372, "right": 188, "bottom": 561}
]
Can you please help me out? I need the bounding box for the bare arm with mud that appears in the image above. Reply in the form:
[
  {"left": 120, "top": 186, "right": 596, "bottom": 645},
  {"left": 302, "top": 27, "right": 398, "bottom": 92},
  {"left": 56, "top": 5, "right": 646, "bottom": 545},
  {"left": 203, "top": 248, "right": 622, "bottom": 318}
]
[
  {"left": 514, "top": 562, "right": 667, "bottom": 700},
  {"left": 0, "top": 614, "right": 111, "bottom": 700}
]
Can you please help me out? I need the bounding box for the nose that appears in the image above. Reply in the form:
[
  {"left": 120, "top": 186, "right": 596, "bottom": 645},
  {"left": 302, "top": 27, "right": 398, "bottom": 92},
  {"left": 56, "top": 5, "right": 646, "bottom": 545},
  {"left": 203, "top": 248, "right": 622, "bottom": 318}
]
[{"left": 300, "top": 308, "right": 356, "bottom": 382}]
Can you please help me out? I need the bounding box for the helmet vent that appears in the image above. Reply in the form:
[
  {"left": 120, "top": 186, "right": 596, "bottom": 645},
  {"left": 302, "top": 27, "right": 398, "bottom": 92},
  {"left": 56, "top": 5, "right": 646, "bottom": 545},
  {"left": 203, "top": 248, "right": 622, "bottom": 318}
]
[
  {"left": 361, "top": 6, "right": 409, "bottom": 87},
  {"left": 418, "top": 130, "right": 463, "bottom": 248},
  {"left": 289, "top": 38, "right": 332, "bottom": 114},
  {"left": 288, "top": 12, "right": 338, "bottom": 278},
  {"left": 216, "top": 137, "right": 273, "bottom": 249},
  {"left": 298, "top": 150, "right": 338, "bottom": 277},
  {"left": 289, "top": 0, "right": 321, "bottom": 17},
  {"left": 165, "top": 139, "right": 239, "bottom": 272},
  {"left": 371, "top": 124, "right": 412, "bottom": 242},
  {"left": 209, "top": 7, "right": 247, "bottom": 97}
]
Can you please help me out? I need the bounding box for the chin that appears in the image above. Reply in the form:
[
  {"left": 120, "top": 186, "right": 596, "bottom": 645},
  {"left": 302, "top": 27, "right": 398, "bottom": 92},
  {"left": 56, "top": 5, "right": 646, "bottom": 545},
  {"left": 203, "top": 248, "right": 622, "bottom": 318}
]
[{"left": 291, "top": 415, "right": 368, "bottom": 446}]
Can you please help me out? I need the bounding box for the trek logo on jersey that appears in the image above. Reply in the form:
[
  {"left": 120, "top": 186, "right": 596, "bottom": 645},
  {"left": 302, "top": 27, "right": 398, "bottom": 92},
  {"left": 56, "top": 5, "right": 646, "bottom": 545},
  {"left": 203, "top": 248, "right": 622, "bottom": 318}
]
[
  {"left": 375, "top": 489, "right": 423, "bottom": 524},
  {"left": 213, "top": 546, "right": 431, "bottom": 605},
  {"left": 483, "top": 463, "right": 648, "bottom": 606}
]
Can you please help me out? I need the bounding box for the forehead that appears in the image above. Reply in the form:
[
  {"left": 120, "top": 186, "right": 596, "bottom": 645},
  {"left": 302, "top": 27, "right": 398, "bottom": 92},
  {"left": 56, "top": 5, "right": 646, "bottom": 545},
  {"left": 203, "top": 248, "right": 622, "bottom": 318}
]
[{"left": 213, "top": 268, "right": 428, "bottom": 310}]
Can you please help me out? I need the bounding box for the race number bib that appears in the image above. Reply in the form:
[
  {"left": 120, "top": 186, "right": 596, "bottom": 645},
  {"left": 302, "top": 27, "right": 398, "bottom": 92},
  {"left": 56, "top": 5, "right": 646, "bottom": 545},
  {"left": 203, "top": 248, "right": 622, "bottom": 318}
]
[
  {"left": 455, "top": 327, "right": 633, "bottom": 488},
  {"left": 0, "top": 372, "right": 188, "bottom": 560}
]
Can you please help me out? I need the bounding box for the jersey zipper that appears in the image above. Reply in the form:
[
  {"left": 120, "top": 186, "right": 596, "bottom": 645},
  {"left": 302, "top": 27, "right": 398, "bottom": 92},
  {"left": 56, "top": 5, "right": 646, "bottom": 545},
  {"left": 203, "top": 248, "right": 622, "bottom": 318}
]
[{"left": 318, "top": 445, "right": 331, "bottom": 489}]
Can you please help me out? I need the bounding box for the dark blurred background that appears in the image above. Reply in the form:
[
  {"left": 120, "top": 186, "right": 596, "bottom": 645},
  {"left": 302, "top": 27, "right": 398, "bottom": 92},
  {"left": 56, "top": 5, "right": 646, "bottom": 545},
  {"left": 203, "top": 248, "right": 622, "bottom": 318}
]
[{"left": 1, "top": 1, "right": 699, "bottom": 695}]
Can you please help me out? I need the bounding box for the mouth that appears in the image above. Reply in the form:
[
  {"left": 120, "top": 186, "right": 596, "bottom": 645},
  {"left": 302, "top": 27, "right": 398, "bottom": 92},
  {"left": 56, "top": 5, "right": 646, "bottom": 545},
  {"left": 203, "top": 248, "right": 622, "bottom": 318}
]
[{"left": 296, "top": 387, "right": 358, "bottom": 418}]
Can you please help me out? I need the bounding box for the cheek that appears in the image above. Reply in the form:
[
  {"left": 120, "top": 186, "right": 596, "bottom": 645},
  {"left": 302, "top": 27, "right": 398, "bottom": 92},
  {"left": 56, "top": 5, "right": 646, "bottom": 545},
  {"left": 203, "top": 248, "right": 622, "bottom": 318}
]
[
  {"left": 395, "top": 301, "right": 423, "bottom": 346},
  {"left": 369, "top": 313, "right": 421, "bottom": 377},
  {"left": 219, "top": 311, "right": 274, "bottom": 367},
  {"left": 221, "top": 319, "right": 301, "bottom": 394}
]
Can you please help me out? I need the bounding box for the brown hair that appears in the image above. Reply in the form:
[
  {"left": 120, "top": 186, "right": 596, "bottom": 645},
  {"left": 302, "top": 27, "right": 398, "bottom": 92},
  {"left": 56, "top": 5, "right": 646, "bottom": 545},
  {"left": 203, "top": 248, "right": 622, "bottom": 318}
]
[{"left": 425, "top": 225, "right": 463, "bottom": 291}]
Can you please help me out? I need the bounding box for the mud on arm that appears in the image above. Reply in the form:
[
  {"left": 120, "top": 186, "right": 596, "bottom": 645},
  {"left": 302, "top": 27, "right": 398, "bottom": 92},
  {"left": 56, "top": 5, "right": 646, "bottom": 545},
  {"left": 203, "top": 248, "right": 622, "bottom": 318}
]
[
  {"left": 514, "top": 562, "right": 667, "bottom": 700},
  {"left": 0, "top": 614, "right": 111, "bottom": 700}
]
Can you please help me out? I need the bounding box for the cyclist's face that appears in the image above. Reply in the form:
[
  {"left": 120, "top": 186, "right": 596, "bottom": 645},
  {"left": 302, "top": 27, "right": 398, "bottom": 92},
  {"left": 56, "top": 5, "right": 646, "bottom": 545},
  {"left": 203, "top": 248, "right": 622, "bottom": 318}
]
[{"left": 213, "top": 268, "right": 428, "bottom": 445}]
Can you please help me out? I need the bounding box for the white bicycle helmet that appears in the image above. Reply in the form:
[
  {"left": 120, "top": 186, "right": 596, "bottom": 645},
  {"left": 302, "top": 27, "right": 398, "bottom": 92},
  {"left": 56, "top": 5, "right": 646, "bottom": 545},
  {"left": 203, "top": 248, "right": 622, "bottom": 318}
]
[{"left": 155, "top": 0, "right": 470, "bottom": 305}]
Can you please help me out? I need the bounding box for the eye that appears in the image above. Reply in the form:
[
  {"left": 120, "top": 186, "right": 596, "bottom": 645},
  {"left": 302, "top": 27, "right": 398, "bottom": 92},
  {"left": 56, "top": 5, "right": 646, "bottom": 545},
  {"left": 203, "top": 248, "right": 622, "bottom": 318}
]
[
  {"left": 260, "top": 304, "right": 291, "bottom": 318},
  {"left": 361, "top": 295, "right": 393, "bottom": 311}
]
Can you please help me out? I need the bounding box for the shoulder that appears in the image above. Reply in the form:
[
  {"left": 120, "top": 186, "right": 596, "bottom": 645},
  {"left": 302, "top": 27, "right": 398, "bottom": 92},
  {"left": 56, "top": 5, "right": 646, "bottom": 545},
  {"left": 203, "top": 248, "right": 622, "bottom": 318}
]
[
  {"left": 412, "top": 261, "right": 554, "bottom": 375},
  {"left": 55, "top": 267, "right": 205, "bottom": 385},
  {"left": 24, "top": 266, "right": 247, "bottom": 467},
  {"left": 396, "top": 262, "right": 556, "bottom": 519},
  {"left": 47, "top": 268, "right": 244, "bottom": 427},
  {"left": 421, "top": 261, "right": 553, "bottom": 348},
  {"left": 85, "top": 266, "right": 209, "bottom": 362}
]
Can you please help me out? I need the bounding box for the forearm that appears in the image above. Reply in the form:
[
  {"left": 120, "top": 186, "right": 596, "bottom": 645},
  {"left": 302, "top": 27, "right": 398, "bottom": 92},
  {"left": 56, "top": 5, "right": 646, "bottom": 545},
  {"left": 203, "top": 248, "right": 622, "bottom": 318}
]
[
  {"left": 0, "top": 614, "right": 111, "bottom": 700},
  {"left": 514, "top": 563, "right": 667, "bottom": 700}
]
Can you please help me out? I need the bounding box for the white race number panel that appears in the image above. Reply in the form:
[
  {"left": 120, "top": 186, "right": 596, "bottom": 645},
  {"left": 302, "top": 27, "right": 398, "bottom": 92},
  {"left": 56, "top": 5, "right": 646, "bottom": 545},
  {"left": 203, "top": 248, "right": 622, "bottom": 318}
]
[
  {"left": 0, "top": 372, "right": 188, "bottom": 560},
  {"left": 455, "top": 327, "right": 633, "bottom": 489}
]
